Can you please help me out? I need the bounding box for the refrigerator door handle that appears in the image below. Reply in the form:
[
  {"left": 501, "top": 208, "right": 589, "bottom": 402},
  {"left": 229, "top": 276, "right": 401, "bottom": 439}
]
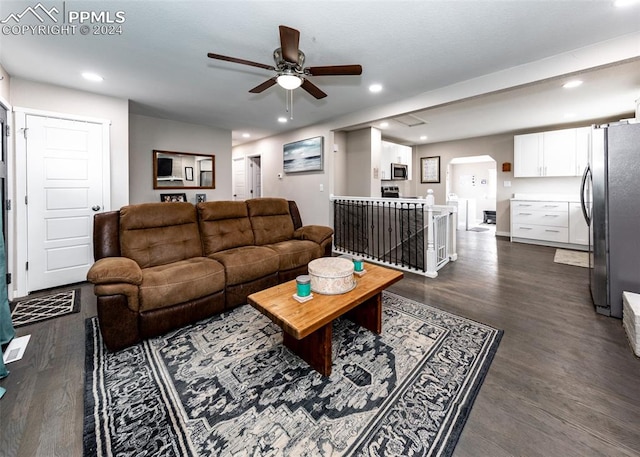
[{"left": 580, "top": 164, "right": 591, "bottom": 226}]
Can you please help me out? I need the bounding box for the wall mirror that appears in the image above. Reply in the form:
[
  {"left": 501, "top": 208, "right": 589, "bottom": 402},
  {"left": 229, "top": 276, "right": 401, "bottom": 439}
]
[{"left": 153, "top": 150, "right": 215, "bottom": 189}]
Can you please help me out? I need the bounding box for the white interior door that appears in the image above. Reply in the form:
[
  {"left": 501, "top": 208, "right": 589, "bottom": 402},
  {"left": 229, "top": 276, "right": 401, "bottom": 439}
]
[
  {"left": 232, "top": 157, "right": 246, "bottom": 200},
  {"left": 249, "top": 155, "right": 262, "bottom": 198},
  {"left": 26, "top": 115, "right": 106, "bottom": 292}
]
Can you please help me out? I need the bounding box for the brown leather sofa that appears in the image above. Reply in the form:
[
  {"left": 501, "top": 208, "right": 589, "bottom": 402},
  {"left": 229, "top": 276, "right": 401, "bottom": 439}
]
[{"left": 87, "top": 198, "right": 333, "bottom": 351}]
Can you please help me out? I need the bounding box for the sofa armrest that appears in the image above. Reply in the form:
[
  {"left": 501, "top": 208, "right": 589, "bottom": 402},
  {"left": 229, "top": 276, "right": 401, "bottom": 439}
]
[
  {"left": 87, "top": 257, "right": 143, "bottom": 286},
  {"left": 293, "top": 225, "right": 334, "bottom": 245}
]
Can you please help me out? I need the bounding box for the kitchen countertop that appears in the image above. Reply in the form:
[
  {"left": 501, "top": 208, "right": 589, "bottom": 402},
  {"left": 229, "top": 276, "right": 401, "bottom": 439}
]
[{"left": 511, "top": 193, "right": 581, "bottom": 202}]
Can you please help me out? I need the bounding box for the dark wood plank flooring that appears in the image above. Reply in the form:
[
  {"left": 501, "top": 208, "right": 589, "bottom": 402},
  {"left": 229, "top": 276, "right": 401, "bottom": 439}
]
[{"left": 1, "top": 230, "right": 639, "bottom": 456}]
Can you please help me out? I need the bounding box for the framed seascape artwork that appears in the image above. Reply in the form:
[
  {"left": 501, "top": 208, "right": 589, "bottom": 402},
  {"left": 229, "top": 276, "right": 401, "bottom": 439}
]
[
  {"left": 283, "top": 136, "right": 324, "bottom": 173},
  {"left": 420, "top": 156, "right": 441, "bottom": 183},
  {"left": 160, "top": 193, "right": 187, "bottom": 202}
]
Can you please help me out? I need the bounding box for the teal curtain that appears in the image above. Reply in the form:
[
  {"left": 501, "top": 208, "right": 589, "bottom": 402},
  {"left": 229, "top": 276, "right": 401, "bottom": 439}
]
[{"left": 0, "top": 214, "right": 16, "bottom": 398}]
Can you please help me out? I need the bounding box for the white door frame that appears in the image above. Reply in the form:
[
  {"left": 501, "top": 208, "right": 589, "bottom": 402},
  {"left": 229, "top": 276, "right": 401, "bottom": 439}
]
[
  {"left": 0, "top": 95, "right": 14, "bottom": 300},
  {"left": 12, "top": 107, "right": 111, "bottom": 298},
  {"left": 247, "top": 154, "right": 262, "bottom": 199}
]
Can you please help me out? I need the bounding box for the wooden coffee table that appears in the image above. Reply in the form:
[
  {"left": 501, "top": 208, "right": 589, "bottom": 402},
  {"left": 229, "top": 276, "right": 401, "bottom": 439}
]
[{"left": 247, "top": 262, "right": 403, "bottom": 376}]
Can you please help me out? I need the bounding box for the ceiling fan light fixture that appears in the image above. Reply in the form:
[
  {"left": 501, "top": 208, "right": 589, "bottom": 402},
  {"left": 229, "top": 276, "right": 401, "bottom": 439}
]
[{"left": 277, "top": 74, "right": 303, "bottom": 90}]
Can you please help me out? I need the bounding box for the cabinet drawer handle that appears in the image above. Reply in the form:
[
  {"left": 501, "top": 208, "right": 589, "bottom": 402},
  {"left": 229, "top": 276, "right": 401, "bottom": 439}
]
[
  {"left": 519, "top": 227, "right": 533, "bottom": 230},
  {"left": 543, "top": 205, "right": 559, "bottom": 208},
  {"left": 543, "top": 214, "right": 559, "bottom": 217},
  {"left": 519, "top": 212, "right": 532, "bottom": 216},
  {"left": 518, "top": 204, "right": 532, "bottom": 207},
  {"left": 545, "top": 229, "right": 560, "bottom": 233}
]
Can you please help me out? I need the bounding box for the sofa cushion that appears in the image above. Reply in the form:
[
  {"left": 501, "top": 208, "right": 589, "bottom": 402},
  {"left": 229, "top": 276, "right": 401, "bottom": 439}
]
[
  {"left": 267, "top": 240, "right": 323, "bottom": 271},
  {"left": 138, "top": 257, "right": 225, "bottom": 312},
  {"left": 120, "top": 202, "right": 203, "bottom": 269},
  {"left": 247, "top": 198, "right": 295, "bottom": 245},
  {"left": 198, "top": 201, "right": 255, "bottom": 254},
  {"left": 210, "top": 246, "right": 279, "bottom": 286}
]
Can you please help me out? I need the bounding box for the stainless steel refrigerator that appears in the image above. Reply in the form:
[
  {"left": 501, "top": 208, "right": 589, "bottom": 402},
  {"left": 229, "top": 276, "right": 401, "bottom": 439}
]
[{"left": 580, "top": 121, "right": 640, "bottom": 318}]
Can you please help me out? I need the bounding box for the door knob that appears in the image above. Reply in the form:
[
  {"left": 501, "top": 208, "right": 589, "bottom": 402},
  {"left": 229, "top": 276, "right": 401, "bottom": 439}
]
[{"left": 92, "top": 205, "right": 101, "bottom": 211}]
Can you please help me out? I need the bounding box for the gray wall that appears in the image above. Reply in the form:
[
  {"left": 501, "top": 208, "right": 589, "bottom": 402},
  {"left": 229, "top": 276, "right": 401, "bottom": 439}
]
[
  {"left": 0, "top": 64, "right": 9, "bottom": 103},
  {"left": 332, "top": 131, "right": 348, "bottom": 196},
  {"left": 129, "top": 114, "right": 232, "bottom": 204},
  {"left": 233, "top": 125, "right": 334, "bottom": 227},
  {"left": 346, "top": 128, "right": 382, "bottom": 197}
]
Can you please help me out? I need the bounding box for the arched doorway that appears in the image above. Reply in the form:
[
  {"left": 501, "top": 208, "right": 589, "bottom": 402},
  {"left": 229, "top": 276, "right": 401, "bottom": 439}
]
[{"left": 446, "top": 155, "right": 497, "bottom": 232}]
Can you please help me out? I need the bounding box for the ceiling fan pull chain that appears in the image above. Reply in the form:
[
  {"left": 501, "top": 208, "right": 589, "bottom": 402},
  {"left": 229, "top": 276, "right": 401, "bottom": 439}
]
[
  {"left": 285, "top": 88, "right": 290, "bottom": 114},
  {"left": 290, "top": 89, "right": 294, "bottom": 120}
]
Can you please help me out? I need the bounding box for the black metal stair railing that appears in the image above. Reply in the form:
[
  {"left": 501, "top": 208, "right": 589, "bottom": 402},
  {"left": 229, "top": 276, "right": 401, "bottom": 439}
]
[
  {"left": 332, "top": 198, "right": 427, "bottom": 272},
  {"left": 331, "top": 195, "right": 456, "bottom": 277}
]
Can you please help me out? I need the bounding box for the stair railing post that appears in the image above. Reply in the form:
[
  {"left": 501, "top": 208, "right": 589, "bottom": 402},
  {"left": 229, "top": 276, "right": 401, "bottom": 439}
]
[{"left": 425, "top": 189, "right": 438, "bottom": 278}]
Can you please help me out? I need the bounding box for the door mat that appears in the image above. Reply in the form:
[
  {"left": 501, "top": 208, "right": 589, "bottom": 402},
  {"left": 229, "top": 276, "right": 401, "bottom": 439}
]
[
  {"left": 10, "top": 289, "right": 81, "bottom": 328},
  {"left": 553, "top": 249, "right": 589, "bottom": 268},
  {"left": 84, "top": 291, "right": 503, "bottom": 457}
]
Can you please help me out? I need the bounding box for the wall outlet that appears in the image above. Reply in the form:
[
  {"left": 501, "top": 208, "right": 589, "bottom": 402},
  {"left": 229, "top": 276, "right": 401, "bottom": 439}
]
[{"left": 504, "top": 180, "right": 511, "bottom": 187}]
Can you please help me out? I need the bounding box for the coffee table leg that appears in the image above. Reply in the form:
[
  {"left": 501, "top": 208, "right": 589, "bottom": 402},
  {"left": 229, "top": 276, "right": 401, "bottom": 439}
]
[
  {"left": 345, "top": 292, "right": 382, "bottom": 334},
  {"left": 283, "top": 324, "right": 332, "bottom": 376}
]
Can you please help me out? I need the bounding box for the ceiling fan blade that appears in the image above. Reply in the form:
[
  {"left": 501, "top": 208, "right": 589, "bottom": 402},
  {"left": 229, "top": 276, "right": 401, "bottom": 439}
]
[
  {"left": 279, "top": 25, "right": 300, "bottom": 64},
  {"left": 249, "top": 77, "right": 277, "bottom": 94},
  {"left": 306, "top": 65, "right": 363, "bottom": 76},
  {"left": 301, "top": 79, "right": 327, "bottom": 99},
  {"left": 207, "top": 53, "right": 275, "bottom": 71}
]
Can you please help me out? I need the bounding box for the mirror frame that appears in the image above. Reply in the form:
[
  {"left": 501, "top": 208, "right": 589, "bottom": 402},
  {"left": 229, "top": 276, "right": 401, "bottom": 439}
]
[{"left": 153, "top": 150, "right": 216, "bottom": 190}]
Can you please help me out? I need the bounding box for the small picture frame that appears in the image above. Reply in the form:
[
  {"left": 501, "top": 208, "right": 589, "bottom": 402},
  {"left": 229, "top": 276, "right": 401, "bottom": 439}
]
[
  {"left": 420, "top": 156, "right": 441, "bottom": 183},
  {"left": 160, "top": 193, "right": 187, "bottom": 202},
  {"left": 196, "top": 193, "right": 206, "bottom": 203},
  {"left": 185, "top": 167, "right": 194, "bottom": 181}
]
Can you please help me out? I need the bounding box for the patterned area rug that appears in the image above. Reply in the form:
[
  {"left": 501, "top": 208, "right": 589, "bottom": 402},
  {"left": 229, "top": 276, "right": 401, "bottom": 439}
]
[
  {"left": 83, "top": 291, "right": 502, "bottom": 457},
  {"left": 11, "top": 288, "right": 81, "bottom": 328},
  {"left": 554, "top": 249, "right": 589, "bottom": 268}
]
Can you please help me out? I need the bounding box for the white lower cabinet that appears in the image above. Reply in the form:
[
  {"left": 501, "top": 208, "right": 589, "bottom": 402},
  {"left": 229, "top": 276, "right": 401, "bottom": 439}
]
[
  {"left": 510, "top": 199, "right": 589, "bottom": 247},
  {"left": 568, "top": 202, "right": 589, "bottom": 245}
]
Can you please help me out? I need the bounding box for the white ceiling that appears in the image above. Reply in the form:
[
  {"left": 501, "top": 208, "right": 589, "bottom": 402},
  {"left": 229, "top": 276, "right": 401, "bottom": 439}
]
[{"left": 1, "top": 1, "right": 640, "bottom": 146}]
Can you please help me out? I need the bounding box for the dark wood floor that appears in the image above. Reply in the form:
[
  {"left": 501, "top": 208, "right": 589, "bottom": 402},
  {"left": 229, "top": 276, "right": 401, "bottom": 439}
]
[{"left": 1, "top": 230, "right": 639, "bottom": 456}]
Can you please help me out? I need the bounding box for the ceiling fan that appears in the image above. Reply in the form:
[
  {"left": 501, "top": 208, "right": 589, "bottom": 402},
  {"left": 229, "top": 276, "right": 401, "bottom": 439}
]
[{"left": 207, "top": 25, "right": 363, "bottom": 100}]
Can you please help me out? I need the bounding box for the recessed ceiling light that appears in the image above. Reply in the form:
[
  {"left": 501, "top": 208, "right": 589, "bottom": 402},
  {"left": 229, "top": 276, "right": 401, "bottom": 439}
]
[
  {"left": 563, "top": 80, "right": 583, "bottom": 89},
  {"left": 420, "top": 135, "right": 428, "bottom": 141},
  {"left": 564, "top": 113, "right": 576, "bottom": 118},
  {"left": 278, "top": 117, "right": 288, "bottom": 123},
  {"left": 242, "top": 133, "right": 251, "bottom": 138},
  {"left": 614, "top": 0, "right": 639, "bottom": 7},
  {"left": 82, "top": 72, "right": 103, "bottom": 82},
  {"left": 380, "top": 122, "right": 389, "bottom": 128},
  {"left": 369, "top": 84, "right": 383, "bottom": 93}
]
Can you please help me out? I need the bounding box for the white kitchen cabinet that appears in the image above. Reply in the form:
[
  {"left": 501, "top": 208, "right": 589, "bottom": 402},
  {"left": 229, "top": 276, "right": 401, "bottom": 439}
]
[
  {"left": 511, "top": 198, "right": 588, "bottom": 248},
  {"left": 568, "top": 202, "right": 589, "bottom": 245},
  {"left": 511, "top": 200, "right": 569, "bottom": 243},
  {"left": 513, "top": 133, "right": 542, "bottom": 177},
  {"left": 575, "top": 127, "right": 590, "bottom": 176},
  {"left": 542, "top": 129, "right": 577, "bottom": 176},
  {"left": 513, "top": 127, "right": 590, "bottom": 178},
  {"left": 381, "top": 140, "right": 412, "bottom": 180}
]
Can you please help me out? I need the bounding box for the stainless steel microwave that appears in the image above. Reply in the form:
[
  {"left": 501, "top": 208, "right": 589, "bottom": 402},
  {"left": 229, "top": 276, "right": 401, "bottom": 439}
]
[{"left": 391, "top": 163, "right": 408, "bottom": 180}]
